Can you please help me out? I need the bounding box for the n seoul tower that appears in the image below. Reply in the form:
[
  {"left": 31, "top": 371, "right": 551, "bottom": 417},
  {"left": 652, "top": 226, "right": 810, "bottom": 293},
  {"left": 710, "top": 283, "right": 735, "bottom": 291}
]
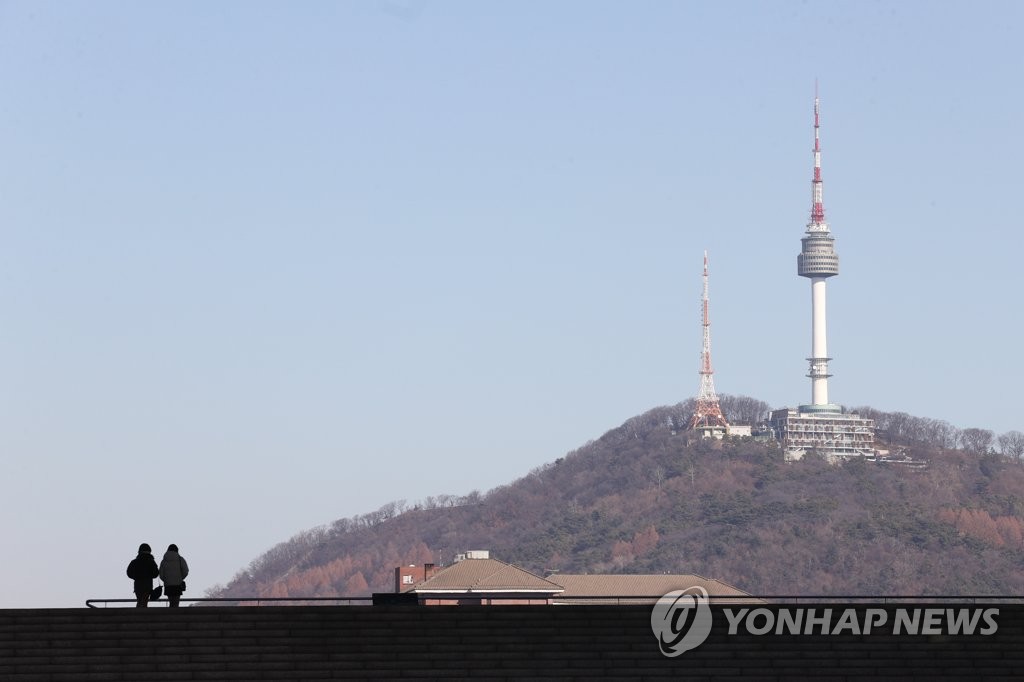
[
  {"left": 797, "top": 90, "right": 841, "bottom": 414},
  {"left": 768, "top": 90, "right": 875, "bottom": 459}
]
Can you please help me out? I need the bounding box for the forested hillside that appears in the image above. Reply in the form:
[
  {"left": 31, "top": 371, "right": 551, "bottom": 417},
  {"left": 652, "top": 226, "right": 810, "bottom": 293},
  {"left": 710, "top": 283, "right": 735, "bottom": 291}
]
[{"left": 209, "top": 398, "right": 1024, "bottom": 598}]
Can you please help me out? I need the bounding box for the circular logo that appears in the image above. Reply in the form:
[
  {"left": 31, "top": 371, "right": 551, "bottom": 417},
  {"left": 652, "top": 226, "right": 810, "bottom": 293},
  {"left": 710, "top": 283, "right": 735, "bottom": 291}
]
[{"left": 650, "top": 586, "right": 713, "bottom": 657}]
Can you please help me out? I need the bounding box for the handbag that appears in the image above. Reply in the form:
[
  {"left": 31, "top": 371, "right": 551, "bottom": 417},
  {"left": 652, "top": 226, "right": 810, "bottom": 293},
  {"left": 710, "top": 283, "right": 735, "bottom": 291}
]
[{"left": 151, "top": 584, "right": 163, "bottom": 600}]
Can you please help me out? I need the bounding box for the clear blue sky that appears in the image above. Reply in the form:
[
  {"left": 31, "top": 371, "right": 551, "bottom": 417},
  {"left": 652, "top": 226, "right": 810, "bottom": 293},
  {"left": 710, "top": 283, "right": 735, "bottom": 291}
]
[{"left": 1, "top": 1, "right": 1021, "bottom": 608}]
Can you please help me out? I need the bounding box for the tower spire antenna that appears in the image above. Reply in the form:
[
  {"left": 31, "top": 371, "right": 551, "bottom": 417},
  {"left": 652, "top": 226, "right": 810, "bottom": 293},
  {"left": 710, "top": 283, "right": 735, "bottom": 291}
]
[
  {"left": 687, "top": 251, "right": 729, "bottom": 437},
  {"left": 810, "top": 86, "right": 826, "bottom": 227}
]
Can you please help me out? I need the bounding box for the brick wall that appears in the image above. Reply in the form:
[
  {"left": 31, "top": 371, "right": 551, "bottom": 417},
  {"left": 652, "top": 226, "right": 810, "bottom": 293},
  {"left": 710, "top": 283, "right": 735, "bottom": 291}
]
[{"left": 1, "top": 604, "right": 1022, "bottom": 680}]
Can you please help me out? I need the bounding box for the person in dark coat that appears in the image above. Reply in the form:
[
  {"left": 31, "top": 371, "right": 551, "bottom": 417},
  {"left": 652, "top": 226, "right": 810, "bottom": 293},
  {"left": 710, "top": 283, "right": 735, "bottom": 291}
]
[
  {"left": 159, "top": 544, "right": 190, "bottom": 608},
  {"left": 126, "top": 543, "right": 160, "bottom": 607}
]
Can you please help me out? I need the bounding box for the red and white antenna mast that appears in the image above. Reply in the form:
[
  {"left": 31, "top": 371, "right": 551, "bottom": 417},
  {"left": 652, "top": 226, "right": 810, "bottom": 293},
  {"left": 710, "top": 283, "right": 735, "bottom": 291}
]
[
  {"left": 687, "top": 251, "right": 729, "bottom": 434},
  {"left": 810, "top": 82, "right": 827, "bottom": 228}
]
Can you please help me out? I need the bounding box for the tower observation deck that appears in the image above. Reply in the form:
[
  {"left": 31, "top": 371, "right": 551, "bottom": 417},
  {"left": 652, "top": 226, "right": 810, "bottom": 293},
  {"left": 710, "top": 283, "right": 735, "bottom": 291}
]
[{"left": 797, "top": 96, "right": 839, "bottom": 280}]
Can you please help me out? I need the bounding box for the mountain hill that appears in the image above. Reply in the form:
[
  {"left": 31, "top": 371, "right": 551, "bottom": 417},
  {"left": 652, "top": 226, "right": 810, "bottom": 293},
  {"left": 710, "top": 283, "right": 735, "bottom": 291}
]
[{"left": 210, "top": 398, "right": 1024, "bottom": 598}]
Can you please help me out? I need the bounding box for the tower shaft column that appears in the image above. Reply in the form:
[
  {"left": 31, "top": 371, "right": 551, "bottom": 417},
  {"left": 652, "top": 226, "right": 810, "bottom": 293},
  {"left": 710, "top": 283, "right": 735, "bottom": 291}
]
[{"left": 810, "top": 277, "right": 829, "bottom": 405}]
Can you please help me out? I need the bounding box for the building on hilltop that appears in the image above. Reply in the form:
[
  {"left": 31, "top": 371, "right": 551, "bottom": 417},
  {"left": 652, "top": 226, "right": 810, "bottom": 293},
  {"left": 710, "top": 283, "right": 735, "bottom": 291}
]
[
  {"left": 769, "top": 407, "right": 875, "bottom": 461},
  {"left": 726, "top": 424, "right": 753, "bottom": 438},
  {"left": 771, "top": 90, "right": 875, "bottom": 461}
]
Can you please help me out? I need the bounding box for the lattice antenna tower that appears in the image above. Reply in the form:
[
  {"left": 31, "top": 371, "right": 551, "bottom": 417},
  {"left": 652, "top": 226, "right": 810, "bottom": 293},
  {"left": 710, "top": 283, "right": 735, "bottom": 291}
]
[{"left": 687, "top": 251, "right": 729, "bottom": 431}]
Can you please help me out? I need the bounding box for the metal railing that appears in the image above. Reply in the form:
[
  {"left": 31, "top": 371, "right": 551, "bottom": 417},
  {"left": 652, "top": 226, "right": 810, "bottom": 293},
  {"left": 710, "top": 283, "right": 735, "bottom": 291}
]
[
  {"left": 86, "top": 597, "right": 373, "bottom": 608},
  {"left": 552, "top": 595, "right": 1024, "bottom": 605},
  {"left": 85, "top": 595, "right": 1024, "bottom": 608}
]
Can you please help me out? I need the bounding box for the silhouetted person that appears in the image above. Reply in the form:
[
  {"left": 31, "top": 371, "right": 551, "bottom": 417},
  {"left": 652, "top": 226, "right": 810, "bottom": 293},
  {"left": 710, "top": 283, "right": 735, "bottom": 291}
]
[
  {"left": 159, "top": 544, "right": 190, "bottom": 608},
  {"left": 126, "top": 543, "right": 160, "bottom": 607}
]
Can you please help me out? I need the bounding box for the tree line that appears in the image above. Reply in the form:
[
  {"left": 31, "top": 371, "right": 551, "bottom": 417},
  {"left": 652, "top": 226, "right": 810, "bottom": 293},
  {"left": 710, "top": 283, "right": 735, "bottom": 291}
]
[{"left": 852, "top": 406, "right": 1024, "bottom": 460}]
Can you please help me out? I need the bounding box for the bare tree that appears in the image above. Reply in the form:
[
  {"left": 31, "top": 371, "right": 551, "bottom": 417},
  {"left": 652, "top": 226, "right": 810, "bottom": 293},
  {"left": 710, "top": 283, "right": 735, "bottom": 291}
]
[
  {"left": 960, "top": 428, "right": 995, "bottom": 455},
  {"left": 998, "top": 431, "right": 1024, "bottom": 464},
  {"left": 719, "top": 394, "right": 771, "bottom": 425},
  {"left": 853, "top": 406, "right": 885, "bottom": 426},
  {"left": 651, "top": 465, "right": 666, "bottom": 491},
  {"left": 903, "top": 415, "right": 929, "bottom": 443},
  {"left": 886, "top": 412, "right": 912, "bottom": 445},
  {"left": 927, "top": 420, "right": 961, "bottom": 449}
]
